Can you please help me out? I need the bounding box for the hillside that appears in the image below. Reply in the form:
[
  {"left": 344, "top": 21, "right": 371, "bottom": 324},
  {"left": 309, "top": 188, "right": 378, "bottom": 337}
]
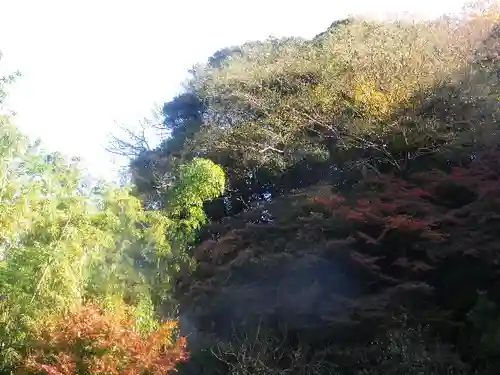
[
  {"left": 2, "top": 2, "right": 500, "bottom": 375},
  {"left": 127, "top": 4, "right": 500, "bottom": 375}
]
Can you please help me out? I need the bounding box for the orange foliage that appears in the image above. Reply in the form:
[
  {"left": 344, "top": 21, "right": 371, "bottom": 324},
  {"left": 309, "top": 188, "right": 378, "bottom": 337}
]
[
  {"left": 313, "top": 195, "right": 346, "bottom": 208},
  {"left": 22, "top": 303, "right": 188, "bottom": 375}
]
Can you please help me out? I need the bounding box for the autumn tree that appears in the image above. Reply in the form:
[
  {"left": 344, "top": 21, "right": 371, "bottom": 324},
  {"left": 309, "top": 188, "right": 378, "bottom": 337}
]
[
  {"left": 125, "top": 3, "right": 500, "bottom": 375},
  {"left": 128, "top": 4, "right": 500, "bottom": 226},
  {"left": 0, "top": 115, "right": 225, "bottom": 373}
]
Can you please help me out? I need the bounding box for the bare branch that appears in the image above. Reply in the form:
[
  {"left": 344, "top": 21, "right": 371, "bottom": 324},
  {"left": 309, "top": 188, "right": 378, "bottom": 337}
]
[
  {"left": 258, "top": 146, "right": 284, "bottom": 154},
  {"left": 106, "top": 120, "right": 161, "bottom": 159}
]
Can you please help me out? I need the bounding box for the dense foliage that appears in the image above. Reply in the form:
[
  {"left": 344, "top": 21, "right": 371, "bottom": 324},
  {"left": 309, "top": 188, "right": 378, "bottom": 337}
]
[
  {"left": 121, "top": 2, "right": 500, "bottom": 375},
  {"left": 4, "top": 1, "right": 500, "bottom": 374},
  {"left": 23, "top": 303, "right": 188, "bottom": 375},
  {"left": 0, "top": 102, "right": 225, "bottom": 372},
  {"left": 128, "top": 6, "right": 500, "bottom": 213}
]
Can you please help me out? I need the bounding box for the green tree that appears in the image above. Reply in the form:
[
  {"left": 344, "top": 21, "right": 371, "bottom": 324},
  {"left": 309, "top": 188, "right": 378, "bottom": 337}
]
[
  {"left": 0, "top": 115, "right": 226, "bottom": 371},
  {"left": 139, "top": 158, "right": 226, "bottom": 305}
]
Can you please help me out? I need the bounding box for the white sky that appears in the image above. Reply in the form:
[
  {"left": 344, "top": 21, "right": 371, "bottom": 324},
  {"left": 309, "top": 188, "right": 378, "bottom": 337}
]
[{"left": 0, "top": 0, "right": 469, "bottom": 181}]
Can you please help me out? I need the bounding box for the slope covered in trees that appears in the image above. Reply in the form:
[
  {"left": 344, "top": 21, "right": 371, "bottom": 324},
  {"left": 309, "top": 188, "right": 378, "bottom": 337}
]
[
  {"left": 129, "top": 6, "right": 500, "bottom": 218},
  {"left": 4, "top": 1, "right": 500, "bottom": 375},
  {"left": 124, "top": 2, "right": 500, "bottom": 375}
]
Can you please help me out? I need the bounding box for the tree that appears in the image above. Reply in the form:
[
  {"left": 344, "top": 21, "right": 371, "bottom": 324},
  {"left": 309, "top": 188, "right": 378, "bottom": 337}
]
[
  {"left": 0, "top": 51, "right": 21, "bottom": 105},
  {"left": 129, "top": 7, "right": 500, "bottom": 224},
  {"left": 22, "top": 303, "right": 188, "bottom": 375},
  {"left": 141, "top": 3, "right": 500, "bottom": 375},
  {"left": 0, "top": 112, "right": 225, "bottom": 372}
]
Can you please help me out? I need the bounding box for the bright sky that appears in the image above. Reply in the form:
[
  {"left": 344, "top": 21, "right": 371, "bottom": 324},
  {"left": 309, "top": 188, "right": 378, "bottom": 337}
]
[{"left": 0, "top": 0, "right": 469, "bottom": 182}]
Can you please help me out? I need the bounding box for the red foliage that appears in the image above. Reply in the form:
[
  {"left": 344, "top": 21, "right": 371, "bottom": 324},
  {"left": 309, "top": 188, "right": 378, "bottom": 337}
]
[
  {"left": 177, "top": 152, "right": 500, "bottom": 371},
  {"left": 313, "top": 181, "right": 443, "bottom": 246},
  {"left": 311, "top": 155, "right": 500, "bottom": 248},
  {"left": 386, "top": 215, "right": 430, "bottom": 232},
  {"left": 313, "top": 195, "right": 346, "bottom": 209},
  {"left": 22, "top": 303, "right": 188, "bottom": 375}
]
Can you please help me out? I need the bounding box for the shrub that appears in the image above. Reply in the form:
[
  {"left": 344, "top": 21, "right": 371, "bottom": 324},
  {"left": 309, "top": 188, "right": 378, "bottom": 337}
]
[
  {"left": 21, "top": 302, "right": 188, "bottom": 375},
  {"left": 196, "top": 320, "right": 467, "bottom": 375}
]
